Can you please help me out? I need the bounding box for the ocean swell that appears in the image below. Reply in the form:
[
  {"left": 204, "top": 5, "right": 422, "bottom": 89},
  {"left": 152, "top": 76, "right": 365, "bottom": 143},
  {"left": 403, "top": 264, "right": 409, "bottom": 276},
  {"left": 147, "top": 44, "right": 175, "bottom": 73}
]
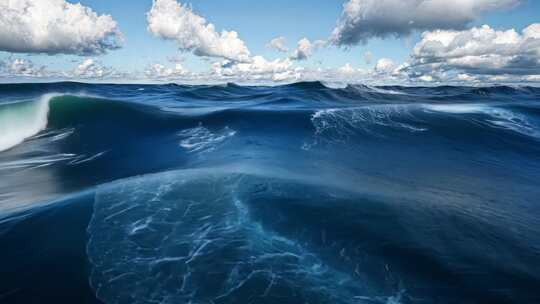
[
  {"left": 86, "top": 169, "right": 403, "bottom": 304},
  {"left": 1, "top": 82, "right": 540, "bottom": 303}
]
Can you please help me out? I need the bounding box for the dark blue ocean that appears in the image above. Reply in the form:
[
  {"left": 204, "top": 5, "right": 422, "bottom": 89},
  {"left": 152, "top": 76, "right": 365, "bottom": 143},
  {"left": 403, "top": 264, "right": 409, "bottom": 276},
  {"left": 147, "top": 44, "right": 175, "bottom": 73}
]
[{"left": 0, "top": 82, "right": 539, "bottom": 304}]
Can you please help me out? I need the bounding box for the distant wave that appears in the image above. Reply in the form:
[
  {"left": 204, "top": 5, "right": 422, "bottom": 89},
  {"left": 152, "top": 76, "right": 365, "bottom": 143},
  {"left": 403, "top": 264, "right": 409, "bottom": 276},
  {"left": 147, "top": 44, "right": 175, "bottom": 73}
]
[
  {"left": 2, "top": 84, "right": 538, "bottom": 153},
  {"left": 303, "top": 105, "right": 427, "bottom": 149},
  {"left": 424, "top": 103, "right": 540, "bottom": 139}
]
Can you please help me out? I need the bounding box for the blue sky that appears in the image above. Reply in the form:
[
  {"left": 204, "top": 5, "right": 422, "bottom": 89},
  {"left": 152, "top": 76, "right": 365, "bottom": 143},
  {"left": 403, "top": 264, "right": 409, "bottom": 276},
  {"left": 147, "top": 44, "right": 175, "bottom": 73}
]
[{"left": 0, "top": 0, "right": 539, "bottom": 84}]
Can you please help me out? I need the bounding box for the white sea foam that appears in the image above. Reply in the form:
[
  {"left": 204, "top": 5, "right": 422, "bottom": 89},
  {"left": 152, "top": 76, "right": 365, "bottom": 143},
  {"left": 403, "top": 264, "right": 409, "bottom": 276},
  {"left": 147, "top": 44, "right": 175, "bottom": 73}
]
[
  {"left": 304, "top": 105, "right": 426, "bottom": 149},
  {"left": 178, "top": 124, "right": 236, "bottom": 153},
  {"left": 320, "top": 81, "right": 348, "bottom": 89},
  {"left": 364, "top": 85, "right": 407, "bottom": 95},
  {"left": 0, "top": 153, "right": 78, "bottom": 171},
  {"left": 424, "top": 104, "right": 540, "bottom": 139},
  {"left": 423, "top": 104, "right": 487, "bottom": 114},
  {"left": 0, "top": 94, "right": 59, "bottom": 152}
]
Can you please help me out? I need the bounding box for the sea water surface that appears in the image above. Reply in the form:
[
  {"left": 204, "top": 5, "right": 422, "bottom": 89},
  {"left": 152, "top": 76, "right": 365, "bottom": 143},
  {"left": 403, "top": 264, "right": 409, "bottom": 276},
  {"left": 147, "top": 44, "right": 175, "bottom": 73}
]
[{"left": 0, "top": 82, "right": 539, "bottom": 303}]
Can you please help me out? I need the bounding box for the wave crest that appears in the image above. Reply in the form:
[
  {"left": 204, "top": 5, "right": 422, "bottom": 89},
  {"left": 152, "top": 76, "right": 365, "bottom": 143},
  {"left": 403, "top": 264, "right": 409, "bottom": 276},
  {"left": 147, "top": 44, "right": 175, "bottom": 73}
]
[
  {"left": 304, "top": 105, "right": 427, "bottom": 149},
  {"left": 424, "top": 104, "right": 540, "bottom": 139},
  {"left": 0, "top": 94, "right": 58, "bottom": 152}
]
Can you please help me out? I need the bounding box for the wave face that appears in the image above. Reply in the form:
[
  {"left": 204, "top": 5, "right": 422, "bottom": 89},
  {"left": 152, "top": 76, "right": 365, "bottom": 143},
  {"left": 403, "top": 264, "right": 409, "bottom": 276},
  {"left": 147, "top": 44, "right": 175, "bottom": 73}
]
[
  {"left": 1, "top": 82, "right": 540, "bottom": 303},
  {"left": 0, "top": 94, "right": 54, "bottom": 152}
]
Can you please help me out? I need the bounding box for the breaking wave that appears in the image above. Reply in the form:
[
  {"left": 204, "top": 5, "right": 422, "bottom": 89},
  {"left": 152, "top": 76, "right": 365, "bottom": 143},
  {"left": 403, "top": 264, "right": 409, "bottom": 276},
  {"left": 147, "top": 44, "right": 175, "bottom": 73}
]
[
  {"left": 424, "top": 104, "right": 540, "bottom": 139},
  {"left": 0, "top": 94, "right": 55, "bottom": 152}
]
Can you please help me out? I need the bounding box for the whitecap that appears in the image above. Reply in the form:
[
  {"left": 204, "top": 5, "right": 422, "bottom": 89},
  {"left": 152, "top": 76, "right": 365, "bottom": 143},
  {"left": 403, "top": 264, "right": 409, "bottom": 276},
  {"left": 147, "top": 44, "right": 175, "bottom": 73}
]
[
  {"left": 304, "top": 105, "right": 426, "bottom": 149},
  {"left": 423, "top": 104, "right": 487, "bottom": 114},
  {"left": 424, "top": 104, "right": 540, "bottom": 139},
  {"left": 178, "top": 124, "right": 236, "bottom": 153}
]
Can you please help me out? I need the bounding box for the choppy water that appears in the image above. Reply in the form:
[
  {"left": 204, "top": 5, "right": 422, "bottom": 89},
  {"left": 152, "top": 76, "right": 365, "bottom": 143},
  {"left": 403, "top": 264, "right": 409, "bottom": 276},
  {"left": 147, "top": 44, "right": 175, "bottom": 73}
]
[{"left": 1, "top": 82, "right": 540, "bottom": 303}]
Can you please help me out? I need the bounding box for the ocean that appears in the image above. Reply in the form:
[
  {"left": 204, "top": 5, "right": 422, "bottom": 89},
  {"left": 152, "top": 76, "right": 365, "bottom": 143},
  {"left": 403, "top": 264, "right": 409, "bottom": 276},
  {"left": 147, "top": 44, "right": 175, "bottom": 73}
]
[{"left": 0, "top": 82, "right": 539, "bottom": 303}]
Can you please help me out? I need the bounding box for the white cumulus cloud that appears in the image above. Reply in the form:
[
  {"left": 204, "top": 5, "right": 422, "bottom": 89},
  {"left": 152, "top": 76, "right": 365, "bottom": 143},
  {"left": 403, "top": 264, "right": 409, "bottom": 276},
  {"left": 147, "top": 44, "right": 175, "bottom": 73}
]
[
  {"left": 3, "top": 58, "right": 47, "bottom": 77},
  {"left": 409, "top": 23, "right": 540, "bottom": 77},
  {"left": 147, "top": 0, "right": 251, "bottom": 62},
  {"left": 525, "top": 75, "right": 540, "bottom": 82},
  {"left": 0, "top": 0, "right": 122, "bottom": 55},
  {"left": 291, "top": 38, "right": 313, "bottom": 60},
  {"left": 456, "top": 73, "right": 478, "bottom": 82},
  {"left": 266, "top": 36, "right": 288, "bottom": 53},
  {"left": 145, "top": 62, "right": 188, "bottom": 79},
  {"left": 71, "top": 58, "right": 121, "bottom": 79},
  {"left": 212, "top": 56, "right": 299, "bottom": 81},
  {"left": 290, "top": 38, "right": 326, "bottom": 60},
  {"left": 374, "top": 58, "right": 397, "bottom": 74},
  {"left": 338, "top": 63, "right": 356, "bottom": 74},
  {"left": 331, "top": 0, "right": 519, "bottom": 45}
]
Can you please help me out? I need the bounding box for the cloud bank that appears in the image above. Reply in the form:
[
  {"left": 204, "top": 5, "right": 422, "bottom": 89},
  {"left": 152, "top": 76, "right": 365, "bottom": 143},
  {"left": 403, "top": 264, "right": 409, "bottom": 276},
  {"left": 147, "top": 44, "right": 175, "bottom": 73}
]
[
  {"left": 147, "top": 0, "right": 251, "bottom": 62},
  {"left": 71, "top": 59, "right": 123, "bottom": 79},
  {"left": 0, "top": 58, "right": 47, "bottom": 77},
  {"left": 1, "top": 0, "right": 537, "bottom": 85},
  {"left": 0, "top": 0, "right": 122, "bottom": 55},
  {"left": 145, "top": 62, "right": 188, "bottom": 79},
  {"left": 331, "top": 0, "right": 519, "bottom": 45},
  {"left": 406, "top": 23, "right": 540, "bottom": 81},
  {"left": 211, "top": 56, "right": 298, "bottom": 82}
]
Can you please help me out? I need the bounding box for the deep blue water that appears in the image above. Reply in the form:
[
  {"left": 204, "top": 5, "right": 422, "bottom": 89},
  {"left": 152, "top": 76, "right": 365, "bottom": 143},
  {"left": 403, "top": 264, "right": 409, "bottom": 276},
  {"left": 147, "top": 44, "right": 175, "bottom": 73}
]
[{"left": 0, "top": 82, "right": 540, "bottom": 303}]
